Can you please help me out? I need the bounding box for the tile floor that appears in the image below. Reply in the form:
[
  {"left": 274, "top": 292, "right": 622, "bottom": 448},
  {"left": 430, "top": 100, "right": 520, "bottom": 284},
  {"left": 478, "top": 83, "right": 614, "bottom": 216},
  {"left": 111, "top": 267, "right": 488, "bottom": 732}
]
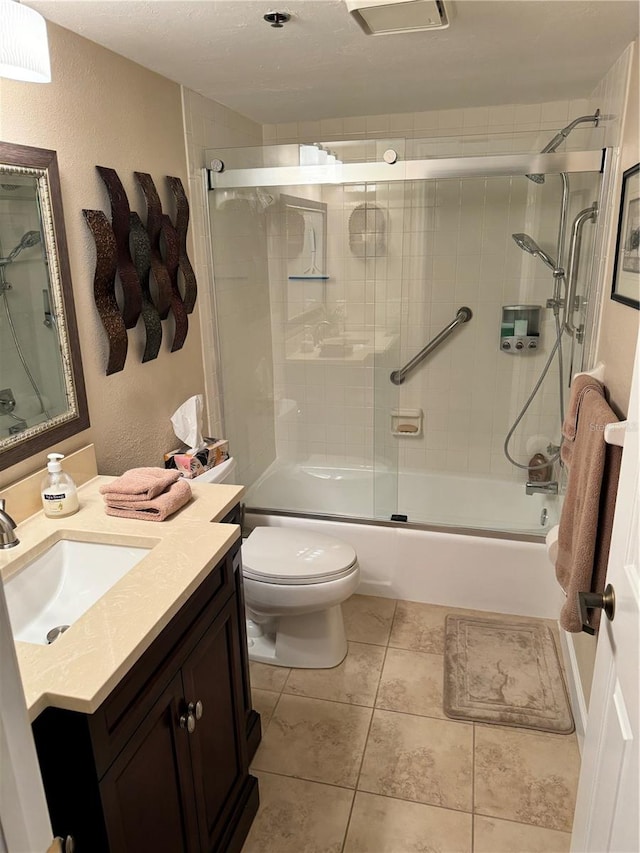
[{"left": 242, "top": 595, "right": 580, "bottom": 853}]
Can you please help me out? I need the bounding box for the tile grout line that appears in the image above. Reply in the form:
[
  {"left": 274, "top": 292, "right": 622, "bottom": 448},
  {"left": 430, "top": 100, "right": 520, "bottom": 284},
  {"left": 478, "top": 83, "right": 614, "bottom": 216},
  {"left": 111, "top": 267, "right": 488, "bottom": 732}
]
[
  {"left": 339, "top": 601, "right": 396, "bottom": 853},
  {"left": 471, "top": 723, "right": 476, "bottom": 852}
]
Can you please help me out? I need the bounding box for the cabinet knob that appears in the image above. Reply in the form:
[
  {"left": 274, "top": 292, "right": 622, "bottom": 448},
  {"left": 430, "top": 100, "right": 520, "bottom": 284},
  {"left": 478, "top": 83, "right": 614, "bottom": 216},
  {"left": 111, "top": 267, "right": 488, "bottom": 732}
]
[
  {"left": 179, "top": 711, "right": 196, "bottom": 734},
  {"left": 188, "top": 700, "right": 203, "bottom": 720}
]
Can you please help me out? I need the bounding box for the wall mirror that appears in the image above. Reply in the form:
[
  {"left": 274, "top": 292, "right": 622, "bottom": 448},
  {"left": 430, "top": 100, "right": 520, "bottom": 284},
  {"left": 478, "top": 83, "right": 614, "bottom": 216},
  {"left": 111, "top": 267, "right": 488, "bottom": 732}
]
[
  {"left": 282, "top": 194, "right": 328, "bottom": 323},
  {"left": 0, "top": 142, "right": 89, "bottom": 471}
]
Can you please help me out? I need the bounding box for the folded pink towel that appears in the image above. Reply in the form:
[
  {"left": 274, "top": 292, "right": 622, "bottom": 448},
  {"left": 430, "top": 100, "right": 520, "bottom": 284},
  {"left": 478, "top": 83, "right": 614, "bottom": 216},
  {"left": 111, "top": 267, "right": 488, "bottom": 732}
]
[
  {"left": 100, "top": 467, "right": 181, "bottom": 502},
  {"left": 104, "top": 479, "right": 192, "bottom": 522}
]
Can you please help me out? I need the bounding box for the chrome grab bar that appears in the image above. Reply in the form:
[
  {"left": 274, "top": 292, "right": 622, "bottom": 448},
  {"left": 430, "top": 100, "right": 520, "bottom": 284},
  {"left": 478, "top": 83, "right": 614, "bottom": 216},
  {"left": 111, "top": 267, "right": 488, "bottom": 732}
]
[
  {"left": 390, "top": 306, "right": 473, "bottom": 385},
  {"left": 564, "top": 202, "right": 597, "bottom": 337}
]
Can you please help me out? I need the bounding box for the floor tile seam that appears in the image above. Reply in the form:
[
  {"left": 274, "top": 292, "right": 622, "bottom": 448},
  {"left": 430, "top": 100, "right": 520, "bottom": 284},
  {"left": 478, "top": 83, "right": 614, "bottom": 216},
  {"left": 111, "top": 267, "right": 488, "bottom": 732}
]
[
  {"left": 384, "top": 597, "right": 399, "bottom": 647},
  {"left": 343, "top": 656, "right": 391, "bottom": 853},
  {"left": 353, "top": 783, "right": 475, "bottom": 818},
  {"left": 471, "top": 723, "right": 476, "bottom": 851},
  {"left": 471, "top": 805, "right": 573, "bottom": 834},
  {"left": 251, "top": 766, "right": 359, "bottom": 793},
  {"left": 279, "top": 689, "right": 377, "bottom": 708},
  {"left": 373, "top": 704, "right": 474, "bottom": 727},
  {"left": 387, "top": 640, "right": 444, "bottom": 655},
  {"left": 470, "top": 812, "right": 572, "bottom": 835}
]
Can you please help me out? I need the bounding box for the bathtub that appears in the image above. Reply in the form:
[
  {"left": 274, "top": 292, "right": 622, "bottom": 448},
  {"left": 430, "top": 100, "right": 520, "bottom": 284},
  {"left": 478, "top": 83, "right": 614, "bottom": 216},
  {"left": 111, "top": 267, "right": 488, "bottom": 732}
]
[
  {"left": 243, "top": 457, "right": 563, "bottom": 621},
  {"left": 245, "top": 457, "right": 559, "bottom": 535}
]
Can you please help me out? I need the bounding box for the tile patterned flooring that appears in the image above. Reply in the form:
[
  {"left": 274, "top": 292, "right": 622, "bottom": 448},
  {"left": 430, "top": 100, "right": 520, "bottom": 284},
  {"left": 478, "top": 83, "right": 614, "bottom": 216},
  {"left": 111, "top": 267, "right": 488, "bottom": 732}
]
[{"left": 242, "top": 595, "right": 579, "bottom": 853}]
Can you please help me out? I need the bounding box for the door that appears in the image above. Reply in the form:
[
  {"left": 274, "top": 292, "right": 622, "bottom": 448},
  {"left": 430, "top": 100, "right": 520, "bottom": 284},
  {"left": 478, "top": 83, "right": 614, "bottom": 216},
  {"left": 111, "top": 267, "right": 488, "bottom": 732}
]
[
  {"left": 182, "top": 596, "right": 248, "bottom": 852},
  {"left": 570, "top": 331, "right": 640, "bottom": 852},
  {"left": 100, "top": 672, "right": 199, "bottom": 853}
]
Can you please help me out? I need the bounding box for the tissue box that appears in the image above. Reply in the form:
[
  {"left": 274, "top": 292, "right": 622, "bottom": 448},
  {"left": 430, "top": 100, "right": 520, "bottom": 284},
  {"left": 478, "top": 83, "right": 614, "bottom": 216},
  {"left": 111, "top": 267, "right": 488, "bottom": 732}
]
[{"left": 163, "top": 437, "right": 229, "bottom": 479}]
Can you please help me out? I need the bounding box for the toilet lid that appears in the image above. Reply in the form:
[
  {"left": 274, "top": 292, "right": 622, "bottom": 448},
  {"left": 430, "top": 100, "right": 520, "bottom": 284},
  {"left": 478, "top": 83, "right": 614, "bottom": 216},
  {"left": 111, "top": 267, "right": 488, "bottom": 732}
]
[{"left": 242, "top": 528, "right": 358, "bottom": 584}]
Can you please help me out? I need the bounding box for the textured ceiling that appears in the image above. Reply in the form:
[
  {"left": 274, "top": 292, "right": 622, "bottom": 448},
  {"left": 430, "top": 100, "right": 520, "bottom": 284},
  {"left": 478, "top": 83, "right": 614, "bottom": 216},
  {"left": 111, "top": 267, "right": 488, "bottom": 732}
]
[{"left": 30, "top": 0, "right": 640, "bottom": 123}]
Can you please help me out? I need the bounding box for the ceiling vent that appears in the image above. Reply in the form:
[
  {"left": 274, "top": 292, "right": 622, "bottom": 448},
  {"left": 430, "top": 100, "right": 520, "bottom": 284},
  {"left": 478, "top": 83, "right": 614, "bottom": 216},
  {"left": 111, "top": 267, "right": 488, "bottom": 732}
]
[{"left": 345, "top": 0, "right": 451, "bottom": 35}]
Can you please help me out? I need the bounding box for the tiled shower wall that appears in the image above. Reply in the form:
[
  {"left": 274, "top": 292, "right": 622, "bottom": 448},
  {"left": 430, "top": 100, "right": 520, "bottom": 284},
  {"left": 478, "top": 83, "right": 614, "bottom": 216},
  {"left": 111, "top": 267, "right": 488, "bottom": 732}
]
[
  {"left": 264, "top": 97, "right": 603, "bottom": 484},
  {"left": 182, "top": 45, "right": 633, "bottom": 492}
]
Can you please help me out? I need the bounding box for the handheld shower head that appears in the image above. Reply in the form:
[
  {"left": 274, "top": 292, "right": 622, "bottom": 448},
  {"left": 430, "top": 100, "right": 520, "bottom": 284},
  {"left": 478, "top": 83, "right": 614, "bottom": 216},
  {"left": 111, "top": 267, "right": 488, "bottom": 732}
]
[
  {"left": 512, "top": 233, "right": 563, "bottom": 276},
  {"left": 0, "top": 231, "right": 42, "bottom": 265}
]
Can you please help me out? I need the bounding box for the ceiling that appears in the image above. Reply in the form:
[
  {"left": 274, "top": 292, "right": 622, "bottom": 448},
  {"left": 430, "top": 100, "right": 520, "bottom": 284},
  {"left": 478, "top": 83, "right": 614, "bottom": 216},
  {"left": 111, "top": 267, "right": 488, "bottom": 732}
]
[{"left": 30, "top": 0, "right": 640, "bottom": 124}]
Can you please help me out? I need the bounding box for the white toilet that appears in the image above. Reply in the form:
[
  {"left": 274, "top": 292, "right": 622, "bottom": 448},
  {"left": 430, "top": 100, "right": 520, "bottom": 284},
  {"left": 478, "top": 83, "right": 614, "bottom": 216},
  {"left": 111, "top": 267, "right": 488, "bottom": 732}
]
[{"left": 196, "top": 458, "right": 360, "bottom": 668}]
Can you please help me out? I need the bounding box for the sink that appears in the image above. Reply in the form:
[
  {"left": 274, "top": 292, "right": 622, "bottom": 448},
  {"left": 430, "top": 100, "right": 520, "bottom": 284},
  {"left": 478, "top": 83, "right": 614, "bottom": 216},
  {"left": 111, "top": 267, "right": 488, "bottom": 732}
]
[{"left": 4, "top": 540, "right": 151, "bottom": 645}]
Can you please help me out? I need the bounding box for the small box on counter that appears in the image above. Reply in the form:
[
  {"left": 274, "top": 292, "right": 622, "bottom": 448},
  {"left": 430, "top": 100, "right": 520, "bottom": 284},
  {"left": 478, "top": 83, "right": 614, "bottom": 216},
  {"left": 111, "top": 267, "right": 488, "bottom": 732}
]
[{"left": 163, "top": 437, "right": 229, "bottom": 479}]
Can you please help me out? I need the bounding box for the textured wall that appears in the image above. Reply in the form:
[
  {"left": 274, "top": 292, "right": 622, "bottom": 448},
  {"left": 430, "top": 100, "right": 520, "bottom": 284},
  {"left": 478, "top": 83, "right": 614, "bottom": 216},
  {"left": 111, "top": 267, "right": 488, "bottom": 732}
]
[{"left": 0, "top": 23, "right": 205, "bottom": 487}]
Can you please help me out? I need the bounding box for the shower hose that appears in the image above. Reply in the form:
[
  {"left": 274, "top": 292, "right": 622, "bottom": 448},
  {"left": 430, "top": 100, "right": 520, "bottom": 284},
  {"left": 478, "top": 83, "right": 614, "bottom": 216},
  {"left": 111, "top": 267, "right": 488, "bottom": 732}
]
[{"left": 503, "top": 311, "right": 564, "bottom": 472}]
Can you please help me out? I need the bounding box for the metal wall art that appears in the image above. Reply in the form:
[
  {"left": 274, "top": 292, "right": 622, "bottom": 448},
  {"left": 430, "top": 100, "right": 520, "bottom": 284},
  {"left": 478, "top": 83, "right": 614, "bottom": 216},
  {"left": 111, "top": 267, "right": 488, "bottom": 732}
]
[
  {"left": 82, "top": 209, "right": 128, "bottom": 375},
  {"left": 167, "top": 176, "right": 198, "bottom": 313},
  {"left": 84, "top": 167, "right": 198, "bottom": 375}
]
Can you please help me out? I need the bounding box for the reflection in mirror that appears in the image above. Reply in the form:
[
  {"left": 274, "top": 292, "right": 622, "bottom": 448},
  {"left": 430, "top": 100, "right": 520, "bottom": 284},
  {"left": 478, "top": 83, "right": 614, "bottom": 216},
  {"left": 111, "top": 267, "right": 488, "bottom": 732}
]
[{"left": 0, "top": 142, "right": 89, "bottom": 470}]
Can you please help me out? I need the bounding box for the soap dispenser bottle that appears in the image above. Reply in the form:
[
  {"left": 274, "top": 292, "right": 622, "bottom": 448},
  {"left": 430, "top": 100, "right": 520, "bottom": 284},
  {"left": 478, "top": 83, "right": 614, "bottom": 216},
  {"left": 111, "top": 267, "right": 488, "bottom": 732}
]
[{"left": 41, "top": 453, "right": 79, "bottom": 517}]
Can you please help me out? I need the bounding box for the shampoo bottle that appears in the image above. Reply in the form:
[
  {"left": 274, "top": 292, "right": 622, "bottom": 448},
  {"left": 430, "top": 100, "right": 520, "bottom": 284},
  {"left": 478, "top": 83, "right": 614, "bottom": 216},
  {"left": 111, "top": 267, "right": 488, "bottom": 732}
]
[{"left": 41, "top": 453, "right": 79, "bottom": 517}]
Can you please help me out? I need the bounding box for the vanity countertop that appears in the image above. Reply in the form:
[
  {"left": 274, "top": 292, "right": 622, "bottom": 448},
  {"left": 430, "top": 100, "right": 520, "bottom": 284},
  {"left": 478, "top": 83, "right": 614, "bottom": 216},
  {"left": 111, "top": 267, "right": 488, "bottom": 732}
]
[{"left": 0, "top": 476, "right": 245, "bottom": 721}]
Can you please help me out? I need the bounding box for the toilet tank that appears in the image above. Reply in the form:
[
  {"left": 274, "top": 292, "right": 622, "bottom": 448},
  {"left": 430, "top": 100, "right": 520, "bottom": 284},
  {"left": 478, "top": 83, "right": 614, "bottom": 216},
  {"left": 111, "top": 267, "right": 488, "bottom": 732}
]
[{"left": 193, "top": 456, "right": 237, "bottom": 485}]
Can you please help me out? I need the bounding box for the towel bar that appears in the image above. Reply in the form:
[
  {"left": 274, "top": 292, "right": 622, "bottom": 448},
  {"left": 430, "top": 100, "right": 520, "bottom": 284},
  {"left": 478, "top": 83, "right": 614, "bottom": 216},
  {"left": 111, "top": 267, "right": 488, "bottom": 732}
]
[{"left": 604, "top": 421, "right": 627, "bottom": 447}]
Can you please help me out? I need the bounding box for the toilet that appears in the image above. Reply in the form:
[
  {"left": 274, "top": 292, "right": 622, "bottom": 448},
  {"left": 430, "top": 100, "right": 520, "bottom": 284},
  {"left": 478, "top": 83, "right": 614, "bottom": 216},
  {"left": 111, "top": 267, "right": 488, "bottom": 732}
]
[{"left": 195, "top": 458, "right": 360, "bottom": 668}]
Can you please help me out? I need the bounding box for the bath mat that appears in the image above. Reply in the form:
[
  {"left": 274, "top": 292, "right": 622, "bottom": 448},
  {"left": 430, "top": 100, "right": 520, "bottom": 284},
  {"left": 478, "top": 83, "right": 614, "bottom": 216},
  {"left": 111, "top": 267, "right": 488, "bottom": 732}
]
[{"left": 443, "top": 615, "right": 574, "bottom": 734}]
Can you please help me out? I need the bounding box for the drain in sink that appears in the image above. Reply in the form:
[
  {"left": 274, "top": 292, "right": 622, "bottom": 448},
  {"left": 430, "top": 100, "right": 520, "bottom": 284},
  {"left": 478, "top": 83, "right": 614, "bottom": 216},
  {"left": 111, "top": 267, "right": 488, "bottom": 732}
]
[{"left": 46, "top": 625, "right": 70, "bottom": 644}]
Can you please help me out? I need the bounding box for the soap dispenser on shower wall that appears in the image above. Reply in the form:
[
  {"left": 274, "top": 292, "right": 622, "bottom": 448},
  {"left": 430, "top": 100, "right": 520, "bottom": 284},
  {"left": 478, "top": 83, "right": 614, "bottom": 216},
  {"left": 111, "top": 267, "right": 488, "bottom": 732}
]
[{"left": 41, "top": 453, "right": 79, "bottom": 517}]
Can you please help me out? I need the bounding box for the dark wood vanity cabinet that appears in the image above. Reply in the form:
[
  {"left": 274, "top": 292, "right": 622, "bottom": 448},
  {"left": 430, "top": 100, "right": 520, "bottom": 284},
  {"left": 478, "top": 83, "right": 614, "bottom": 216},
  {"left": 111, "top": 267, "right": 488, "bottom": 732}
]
[{"left": 32, "top": 537, "right": 260, "bottom": 853}]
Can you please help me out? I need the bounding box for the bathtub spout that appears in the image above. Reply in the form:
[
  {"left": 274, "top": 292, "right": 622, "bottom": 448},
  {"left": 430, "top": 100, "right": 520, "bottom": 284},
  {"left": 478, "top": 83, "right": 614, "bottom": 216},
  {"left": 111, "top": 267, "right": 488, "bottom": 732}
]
[{"left": 525, "top": 481, "right": 558, "bottom": 496}]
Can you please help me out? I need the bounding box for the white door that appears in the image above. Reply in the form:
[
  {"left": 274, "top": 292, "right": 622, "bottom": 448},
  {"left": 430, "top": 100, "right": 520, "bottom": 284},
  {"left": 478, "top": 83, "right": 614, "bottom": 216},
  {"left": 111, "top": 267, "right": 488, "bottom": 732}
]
[{"left": 571, "top": 330, "right": 640, "bottom": 853}]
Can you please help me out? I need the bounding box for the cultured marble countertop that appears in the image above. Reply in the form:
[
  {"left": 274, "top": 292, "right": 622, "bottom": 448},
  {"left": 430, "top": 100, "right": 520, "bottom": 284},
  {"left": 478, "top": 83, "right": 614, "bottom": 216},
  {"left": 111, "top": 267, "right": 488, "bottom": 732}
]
[{"left": 0, "top": 476, "right": 245, "bottom": 721}]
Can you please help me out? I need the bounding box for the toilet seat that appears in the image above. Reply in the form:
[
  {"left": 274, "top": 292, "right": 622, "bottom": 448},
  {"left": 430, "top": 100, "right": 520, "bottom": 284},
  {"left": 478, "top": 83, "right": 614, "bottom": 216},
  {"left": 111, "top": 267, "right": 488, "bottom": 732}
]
[{"left": 242, "top": 527, "right": 358, "bottom": 585}]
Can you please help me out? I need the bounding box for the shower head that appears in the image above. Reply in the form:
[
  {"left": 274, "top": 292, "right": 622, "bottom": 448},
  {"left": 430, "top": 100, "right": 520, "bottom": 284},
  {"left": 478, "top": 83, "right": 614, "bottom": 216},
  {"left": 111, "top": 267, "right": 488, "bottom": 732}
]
[
  {"left": 0, "top": 230, "right": 42, "bottom": 265},
  {"left": 526, "top": 109, "right": 601, "bottom": 184},
  {"left": 512, "top": 233, "right": 563, "bottom": 276}
]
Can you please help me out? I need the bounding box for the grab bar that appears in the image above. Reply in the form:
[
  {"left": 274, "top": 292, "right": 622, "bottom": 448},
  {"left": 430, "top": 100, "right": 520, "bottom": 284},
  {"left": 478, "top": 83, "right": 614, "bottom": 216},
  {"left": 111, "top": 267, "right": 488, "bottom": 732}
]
[
  {"left": 564, "top": 202, "right": 597, "bottom": 338},
  {"left": 390, "top": 306, "right": 473, "bottom": 385}
]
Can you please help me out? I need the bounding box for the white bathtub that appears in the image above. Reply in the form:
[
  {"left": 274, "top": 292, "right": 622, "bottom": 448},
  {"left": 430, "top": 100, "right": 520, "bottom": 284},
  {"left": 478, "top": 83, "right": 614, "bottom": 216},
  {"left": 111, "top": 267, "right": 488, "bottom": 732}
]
[{"left": 245, "top": 457, "right": 559, "bottom": 535}]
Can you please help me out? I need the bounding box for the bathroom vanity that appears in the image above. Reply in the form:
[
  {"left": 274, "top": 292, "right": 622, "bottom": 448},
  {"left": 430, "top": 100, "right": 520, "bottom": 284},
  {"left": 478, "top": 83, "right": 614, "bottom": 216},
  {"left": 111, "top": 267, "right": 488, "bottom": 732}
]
[{"left": 0, "top": 477, "right": 259, "bottom": 853}]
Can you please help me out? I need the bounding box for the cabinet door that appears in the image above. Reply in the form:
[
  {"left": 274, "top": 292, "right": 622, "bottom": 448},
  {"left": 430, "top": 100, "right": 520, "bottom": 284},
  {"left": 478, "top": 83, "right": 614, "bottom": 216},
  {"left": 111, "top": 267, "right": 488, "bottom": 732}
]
[
  {"left": 181, "top": 595, "right": 249, "bottom": 852},
  {"left": 99, "top": 672, "right": 199, "bottom": 853}
]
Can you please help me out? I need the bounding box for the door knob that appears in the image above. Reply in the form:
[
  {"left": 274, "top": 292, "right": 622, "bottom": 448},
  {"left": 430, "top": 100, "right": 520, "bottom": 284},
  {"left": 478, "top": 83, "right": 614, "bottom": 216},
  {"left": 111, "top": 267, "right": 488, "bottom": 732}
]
[
  {"left": 578, "top": 584, "right": 615, "bottom": 635},
  {"left": 192, "top": 700, "right": 203, "bottom": 720}
]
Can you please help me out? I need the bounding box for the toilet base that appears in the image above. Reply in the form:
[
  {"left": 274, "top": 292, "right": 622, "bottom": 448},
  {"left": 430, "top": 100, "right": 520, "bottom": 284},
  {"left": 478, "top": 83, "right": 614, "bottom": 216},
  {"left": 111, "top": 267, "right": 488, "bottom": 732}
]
[{"left": 246, "top": 605, "right": 348, "bottom": 669}]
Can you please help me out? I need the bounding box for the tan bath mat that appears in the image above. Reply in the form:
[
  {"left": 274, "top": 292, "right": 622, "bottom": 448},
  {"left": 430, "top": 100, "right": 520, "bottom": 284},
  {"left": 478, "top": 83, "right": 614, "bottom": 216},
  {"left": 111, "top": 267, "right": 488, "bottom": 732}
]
[{"left": 443, "top": 615, "right": 574, "bottom": 734}]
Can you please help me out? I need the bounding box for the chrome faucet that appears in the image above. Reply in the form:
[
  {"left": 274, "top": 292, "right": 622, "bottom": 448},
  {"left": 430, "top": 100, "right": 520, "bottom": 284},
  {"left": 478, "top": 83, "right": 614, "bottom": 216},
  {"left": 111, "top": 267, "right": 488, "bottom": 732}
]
[
  {"left": 526, "top": 481, "right": 559, "bottom": 496},
  {"left": 0, "top": 498, "right": 19, "bottom": 549}
]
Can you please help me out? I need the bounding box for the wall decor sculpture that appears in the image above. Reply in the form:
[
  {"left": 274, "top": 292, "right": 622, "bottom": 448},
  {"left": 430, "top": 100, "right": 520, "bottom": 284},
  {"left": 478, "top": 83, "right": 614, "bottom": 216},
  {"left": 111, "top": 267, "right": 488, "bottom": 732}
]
[
  {"left": 82, "top": 209, "right": 128, "bottom": 375},
  {"left": 134, "top": 171, "right": 172, "bottom": 319},
  {"left": 130, "top": 212, "right": 162, "bottom": 362},
  {"left": 96, "top": 166, "right": 142, "bottom": 328},
  {"left": 160, "top": 214, "right": 188, "bottom": 352},
  {"left": 167, "top": 175, "right": 198, "bottom": 313},
  {"left": 85, "top": 168, "right": 196, "bottom": 374}
]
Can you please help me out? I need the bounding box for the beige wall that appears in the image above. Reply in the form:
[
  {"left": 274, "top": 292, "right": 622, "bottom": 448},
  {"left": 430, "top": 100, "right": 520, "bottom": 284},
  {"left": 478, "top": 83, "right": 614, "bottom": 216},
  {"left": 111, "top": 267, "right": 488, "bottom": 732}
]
[
  {"left": 595, "top": 41, "right": 640, "bottom": 417},
  {"left": 0, "top": 24, "right": 206, "bottom": 488}
]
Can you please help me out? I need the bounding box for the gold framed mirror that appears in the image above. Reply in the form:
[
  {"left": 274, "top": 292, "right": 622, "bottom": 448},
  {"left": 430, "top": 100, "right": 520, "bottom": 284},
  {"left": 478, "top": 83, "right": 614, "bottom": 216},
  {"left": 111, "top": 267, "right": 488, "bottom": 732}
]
[{"left": 0, "top": 142, "right": 89, "bottom": 470}]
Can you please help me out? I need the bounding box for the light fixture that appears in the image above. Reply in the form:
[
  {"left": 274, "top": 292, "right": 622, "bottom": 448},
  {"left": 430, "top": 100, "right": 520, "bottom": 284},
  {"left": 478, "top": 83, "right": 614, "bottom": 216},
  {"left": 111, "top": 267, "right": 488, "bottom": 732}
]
[
  {"left": 0, "top": 0, "right": 51, "bottom": 83},
  {"left": 345, "top": 0, "right": 451, "bottom": 35}
]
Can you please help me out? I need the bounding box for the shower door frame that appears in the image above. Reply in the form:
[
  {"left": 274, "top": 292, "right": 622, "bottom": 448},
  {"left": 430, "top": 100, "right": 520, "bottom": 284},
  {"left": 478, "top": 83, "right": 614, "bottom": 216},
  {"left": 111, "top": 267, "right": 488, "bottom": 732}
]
[{"left": 207, "top": 147, "right": 612, "bottom": 541}]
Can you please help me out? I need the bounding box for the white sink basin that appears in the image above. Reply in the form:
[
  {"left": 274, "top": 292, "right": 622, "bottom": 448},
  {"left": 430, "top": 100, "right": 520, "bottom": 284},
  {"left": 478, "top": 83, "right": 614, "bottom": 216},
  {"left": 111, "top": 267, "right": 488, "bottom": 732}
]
[{"left": 4, "top": 540, "right": 151, "bottom": 645}]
